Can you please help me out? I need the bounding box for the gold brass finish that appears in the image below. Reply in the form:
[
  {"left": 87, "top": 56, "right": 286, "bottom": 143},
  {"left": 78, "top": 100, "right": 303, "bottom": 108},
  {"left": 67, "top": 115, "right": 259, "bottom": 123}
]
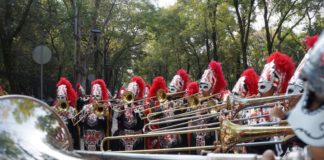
[
  {"left": 231, "top": 94, "right": 302, "bottom": 112},
  {"left": 187, "top": 94, "right": 220, "bottom": 111},
  {"left": 115, "top": 145, "right": 216, "bottom": 153},
  {"left": 56, "top": 100, "right": 70, "bottom": 112},
  {"left": 220, "top": 120, "right": 293, "bottom": 152},
  {"left": 122, "top": 91, "right": 135, "bottom": 104},
  {"left": 93, "top": 100, "right": 108, "bottom": 117},
  {"left": 157, "top": 89, "right": 186, "bottom": 103}
]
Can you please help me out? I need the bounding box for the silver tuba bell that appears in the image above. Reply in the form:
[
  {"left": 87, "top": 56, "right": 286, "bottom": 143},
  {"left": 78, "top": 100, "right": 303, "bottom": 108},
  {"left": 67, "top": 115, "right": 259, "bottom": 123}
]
[{"left": 0, "top": 95, "right": 80, "bottom": 159}]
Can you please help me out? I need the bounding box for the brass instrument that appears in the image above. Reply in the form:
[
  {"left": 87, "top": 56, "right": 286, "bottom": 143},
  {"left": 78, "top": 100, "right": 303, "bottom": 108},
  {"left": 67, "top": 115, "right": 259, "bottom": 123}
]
[
  {"left": 0, "top": 95, "right": 79, "bottom": 159},
  {"left": 122, "top": 91, "right": 135, "bottom": 104},
  {"left": 72, "top": 100, "right": 108, "bottom": 126},
  {"left": 145, "top": 112, "right": 272, "bottom": 133},
  {"left": 93, "top": 100, "right": 109, "bottom": 117},
  {"left": 157, "top": 89, "right": 186, "bottom": 103},
  {"left": 151, "top": 93, "right": 302, "bottom": 124},
  {"left": 188, "top": 94, "right": 219, "bottom": 111},
  {"left": 227, "top": 93, "right": 302, "bottom": 113},
  {"left": 1, "top": 95, "right": 295, "bottom": 159},
  {"left": 219, "top": 120, "right": 294, "bottom": 152},
  {"left": 100, "top": 115, "right": 292, "bottom": 153},
  {"left": 56, "top": 100, "right": 70, "bottom": 112}
]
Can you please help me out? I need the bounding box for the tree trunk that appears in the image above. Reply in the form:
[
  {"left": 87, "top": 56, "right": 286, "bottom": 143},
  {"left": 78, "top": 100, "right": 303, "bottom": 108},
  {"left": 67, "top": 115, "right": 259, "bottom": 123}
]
[
  {"left": 233, "top": 0, "right": 254, "bottom": 69},
  {"left": 1, "top": 40, "right": 16, "bottom": 92},
  {"left": 73, "top": 0, "right": 83, "bottom": 84},
  {"left": 210, "top": 2, "right": 218, "bottom": 61},
  {"left": 204, "top": 17, "right": 211, "bottom": 61},
  {"left": 236, "top": 50, "right": 241, "bottom": 80}
]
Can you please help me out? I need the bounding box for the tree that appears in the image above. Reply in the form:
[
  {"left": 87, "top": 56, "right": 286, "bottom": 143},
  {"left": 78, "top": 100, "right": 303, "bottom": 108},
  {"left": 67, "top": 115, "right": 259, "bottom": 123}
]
[
  {"left": 0, "top": 0, "right": 34, "bottom": 92},
  {"left": 232, "top": 0, "right": 256, "bottom": 69},
  {"left": 259, "top": 0, "right": 321, "bottom": 54}
]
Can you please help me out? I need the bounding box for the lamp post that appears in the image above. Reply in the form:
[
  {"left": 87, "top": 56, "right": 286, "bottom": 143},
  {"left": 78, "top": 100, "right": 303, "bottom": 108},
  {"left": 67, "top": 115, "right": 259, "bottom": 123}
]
[{"left": 91, "top": 28, "right": 101, "bottom": 78}]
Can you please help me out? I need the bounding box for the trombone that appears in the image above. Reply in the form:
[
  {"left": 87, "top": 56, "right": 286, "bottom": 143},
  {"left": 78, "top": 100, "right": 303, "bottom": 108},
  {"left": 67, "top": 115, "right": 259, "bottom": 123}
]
[
  {"left": 143, "top": 94, "right": 301, "bottom": 132},
  {"left": 72, "top": 100, "right": 109, "bottom": 126},
  {"left": 146, "top": 93, "right": 302, "bottom": 125},
  {"left": 156, "top": 89, "right": 187, "bottom": 103},
  {"left": 111, "top": 90, "right": 177, "bottom": 113},
  {"left": 118, "top": 90, "right": 191, "bottom": 119},
  {"left": 55, "top": 100, "right": 70, "bottom": 112},
  {"left": 145, "top": 113, "right": 274, "bottom": 133},
  {"left": 100, "top": 119, "right": 293, "bottom": 153},
  {"left": 142, "top": 93, "right": 219, "bottom": 120}
]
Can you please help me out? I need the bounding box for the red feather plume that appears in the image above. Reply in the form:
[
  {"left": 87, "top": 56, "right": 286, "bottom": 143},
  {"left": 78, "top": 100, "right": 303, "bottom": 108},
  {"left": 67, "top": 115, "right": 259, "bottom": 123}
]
[
  {"left": 266, "top": 51, "right": 295, "bottom": 93},
  {"left": 90, "top": 79, "right": 108, "bottom": 102},
  {"left": 56, "top": 77, "right": 77, "bottom": 107},
  {"left": 241, "top": 68, "right": 259, "bottom": 96},
  {"left": 187, "top": 81, "right": 199, "bottom": 96},
  {"left": 131, "top": 76, "right": 146, "bottom": 99},
  {"left": 305, "top": 35, "right": 319, "bottom": 51},
  {"left": 208, "top": 60, "right": 228, "bottom": 94},
  {"left": 147, "top": 76, "right": 167, "bottom": 99},
  {"left": 177, "top": 69, "right": 190, "bottom": 91}
]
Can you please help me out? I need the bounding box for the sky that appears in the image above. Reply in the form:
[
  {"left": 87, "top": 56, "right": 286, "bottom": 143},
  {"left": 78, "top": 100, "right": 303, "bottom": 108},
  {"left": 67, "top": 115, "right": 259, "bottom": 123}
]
[{"left": 152, "top": 0, "right": 176, "bottom": 8}]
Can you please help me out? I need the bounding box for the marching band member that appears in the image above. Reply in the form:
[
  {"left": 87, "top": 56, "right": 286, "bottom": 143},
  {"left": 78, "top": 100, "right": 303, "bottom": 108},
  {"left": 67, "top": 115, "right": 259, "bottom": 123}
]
[
  {"left": 76, "top": 83, "right": 89, "bottom": 113},
  {"left": 232, "top": 68, "right": 259, "bottom": 126},
  {"left": 53, "top": 77, "right": 79, "bottom": 149},
  {"left": 248, "top": 51, "right": 295, "bottom": 155},
  {"left": 144, "top": 76, "right": 168, "bottom": 150},
  {"left": 112, "top": 76, "right": 146, "bottom": 151},
  {"left": 168, "top": 69, "right": 190, "bottom": 94},
  {"left": 187, "top": 81, "right": 199, "bottom": 97},
  {"left": 199, "top": 60, "right": 227, "bottom": 98},
  {"left": 263, "top": 32, "right": 324, "bottom": 160},
  {"left": 157, "top": 69, "right": 190, "bottom": 149},
  {"left": 191, "top": 60, "right": 227, "bottom": 153},
  {"left": 81, "top": 79, "right": 110, "bottom": 151},
  {"left": 258, "top": 51, "right": 295, "bottom": 97},
  {"left": 271, "top": 35, "right": 318, "bottom": 120},
  {"left": 269, "top": 36, "right": 320, "bottom": 153},
  {"left": 232, "top": 68, "right": 259, "bottom": 98},
  {"left": 186, "top": 81, "right": 199, "bottom": 151},
  {"left": 75, "top": 83, "right": 89, "bottom": 149}
]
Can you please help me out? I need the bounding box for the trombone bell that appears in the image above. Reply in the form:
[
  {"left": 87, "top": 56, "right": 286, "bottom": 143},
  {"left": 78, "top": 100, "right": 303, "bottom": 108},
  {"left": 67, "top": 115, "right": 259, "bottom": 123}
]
[
  {"left": 188, "top": 95, "right": 217, "bottom": 112},
  {"left": 57, "top": 100, "right": 69, "bottom": 112},
  {"left": 122, "top": 91, "right": 135, "bottom": 104},
  {"left": 157, "top": 89, "right": 185, "bottom": 103},
  {"left": 157, "top": 89, "right": 167, "bottom": 103},
  {"left": 94, "top": 101, "right": 108, "bottom": 117},
  {"left": 220, "top": 120, "right": 294, "bottom": 151}
]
